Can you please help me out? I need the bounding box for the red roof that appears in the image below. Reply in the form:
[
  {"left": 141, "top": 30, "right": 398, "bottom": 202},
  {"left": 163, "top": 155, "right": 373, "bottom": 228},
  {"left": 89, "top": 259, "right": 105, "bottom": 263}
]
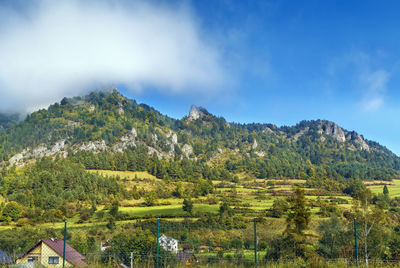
[
  {"left": 199, "top": 246, "right": 210, "bottom": 249},
  {"left": 181, "top": 243, "right": 191, "bottom": 249},
  {"left": 39, "top": 240, "right": 86, "bottom": 266}
]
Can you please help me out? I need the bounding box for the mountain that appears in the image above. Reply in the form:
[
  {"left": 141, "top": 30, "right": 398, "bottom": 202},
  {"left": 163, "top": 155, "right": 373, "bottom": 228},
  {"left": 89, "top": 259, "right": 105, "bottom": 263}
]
[
  {"left": 0, "top": 113, "right": 19, "bottom": 132},
  {"left": 0, "top": 89, "right": 398, "bottom": 183}
]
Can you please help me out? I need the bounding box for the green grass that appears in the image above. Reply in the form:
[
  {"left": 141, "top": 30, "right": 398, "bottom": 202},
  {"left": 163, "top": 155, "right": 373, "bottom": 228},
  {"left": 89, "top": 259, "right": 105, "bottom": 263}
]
[
  {"left": 85, "top": 169, "right": 361, "bottom": 222},
  {"left": 197, "top": 249, "right": 266, "bottom": 262},
  {"left": 119, "top": 204, "right": 219, "bottom": 217},
  {"left": 367, "top": 179, "right": 400, "bottom": 198},
  {"left": 1, "top": 168, "right": 363, "bottom": 230},
  {"left": 87, "top": 169, "right": 166, "bottom": 191}
]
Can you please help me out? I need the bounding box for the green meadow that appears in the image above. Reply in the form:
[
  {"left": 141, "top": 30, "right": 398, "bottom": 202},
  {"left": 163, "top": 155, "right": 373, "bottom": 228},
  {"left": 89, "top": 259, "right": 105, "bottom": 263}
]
[
  {"left": 367, "top": 179, "right": 400, "bottom": 198},
  {"left": 80, "top": 170, "right": 363, "bottom": 223}
]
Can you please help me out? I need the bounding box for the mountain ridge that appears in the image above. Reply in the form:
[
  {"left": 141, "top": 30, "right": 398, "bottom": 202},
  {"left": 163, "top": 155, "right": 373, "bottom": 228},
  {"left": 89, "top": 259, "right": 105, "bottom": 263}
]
[{"left": 0, "top": 89, "right": 398, "bottom": 182}]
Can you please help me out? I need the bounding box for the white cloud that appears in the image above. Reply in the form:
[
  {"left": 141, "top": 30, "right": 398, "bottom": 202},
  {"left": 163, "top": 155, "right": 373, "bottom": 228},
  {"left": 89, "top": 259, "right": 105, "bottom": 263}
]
[
  {"left": 327, "top": 52, "right": 390, "bottom": 112},
  {"left": 360, "top": 69, "right": 389, "bottom": 111},
  {"left": 0, "top": 0, "right": 225, "bottom": 112},
  {"left": 362, "top": 95, "right": 384, "bottom": 111}
]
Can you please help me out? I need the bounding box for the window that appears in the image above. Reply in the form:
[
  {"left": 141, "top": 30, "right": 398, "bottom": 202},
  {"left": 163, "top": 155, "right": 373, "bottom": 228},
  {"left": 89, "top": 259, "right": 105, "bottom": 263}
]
[
  {"left": 28, "top": 256, "right": 38, "bottom": 262},
  {"left": 49, "top": 256, "right": 59, "bottom": 264}
]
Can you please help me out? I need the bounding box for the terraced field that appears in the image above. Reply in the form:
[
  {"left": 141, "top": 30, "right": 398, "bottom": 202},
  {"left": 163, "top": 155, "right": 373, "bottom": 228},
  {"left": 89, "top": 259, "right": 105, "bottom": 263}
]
[
  {"left": 3, "top": 170, "right": 394, "bottom": 232},
  {"left": 84, "top": 170, "right": 357, "bottom": 223},
  {"left": 367, "top": 179, "right": 400, "bottom": 198}
]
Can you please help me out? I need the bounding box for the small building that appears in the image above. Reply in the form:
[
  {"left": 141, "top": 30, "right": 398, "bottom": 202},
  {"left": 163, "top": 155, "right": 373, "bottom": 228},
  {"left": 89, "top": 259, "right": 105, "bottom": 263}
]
[
  {"left": 100, "top": 241, "right": 111, "bottom": 251},
  {"left": 0, "top": 249, "right": 13, "bottom": 264},
  {"left": 159, "top": 235, "right": 178, "bottom": 253},
  {"left": 176, "top": 252, "right": 198, "bottom": 265},
  {"left": 181, "top": 243, "right": 191, "bottom": 251},
  {"left": 198, "top": 246, "right": 210, "bottom": 253},
  {"left": 16, "top": 239, "right": 86, "bottom": 267}
]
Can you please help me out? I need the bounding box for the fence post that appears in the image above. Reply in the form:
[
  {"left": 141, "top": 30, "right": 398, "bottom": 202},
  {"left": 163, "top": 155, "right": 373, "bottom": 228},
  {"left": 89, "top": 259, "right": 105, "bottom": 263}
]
[
  {"left": 156, "top": 218, "right": 160, "bottom": 268},
  {"left": 130, "top": 252, "right": 133, "bottom": 268},
  {"left": 354, "top": 218, "right": 358, "bottom": 265},
  {"left": 254, "top": 217, "right": 257, "bottom": 265},
  {"left": 63, "top": 220, "right": 67, "bottom": 268}
]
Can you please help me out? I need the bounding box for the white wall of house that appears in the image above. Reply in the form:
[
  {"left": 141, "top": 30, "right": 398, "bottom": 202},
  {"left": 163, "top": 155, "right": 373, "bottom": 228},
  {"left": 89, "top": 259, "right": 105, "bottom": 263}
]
[{"left": 159, "top": 235, "right": 178, "bottom": 253}]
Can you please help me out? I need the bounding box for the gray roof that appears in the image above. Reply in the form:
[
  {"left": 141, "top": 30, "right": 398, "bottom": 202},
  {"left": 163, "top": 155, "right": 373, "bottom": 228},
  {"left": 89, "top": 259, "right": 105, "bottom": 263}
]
[{"left": 0, "top": 249, "right": 12, "bottom": 264}]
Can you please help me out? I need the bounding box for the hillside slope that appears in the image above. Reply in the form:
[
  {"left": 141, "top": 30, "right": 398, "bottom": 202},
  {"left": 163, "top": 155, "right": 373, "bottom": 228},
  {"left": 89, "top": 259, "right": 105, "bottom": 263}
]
[{"left": 0, "top": 89, "right": 398, "bottom": 182}]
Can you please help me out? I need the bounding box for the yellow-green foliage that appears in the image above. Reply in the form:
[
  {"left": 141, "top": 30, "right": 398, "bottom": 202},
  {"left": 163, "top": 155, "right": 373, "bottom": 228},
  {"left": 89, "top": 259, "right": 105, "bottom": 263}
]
[
  {"left": 119, "top": 204, "right": 219, "bottom": 217},
  {"left": 88, "top": 170, "right": 160, "bottom": 180},
  {"left": 87, "top": 169, "right": 163, "bottom": 191}
]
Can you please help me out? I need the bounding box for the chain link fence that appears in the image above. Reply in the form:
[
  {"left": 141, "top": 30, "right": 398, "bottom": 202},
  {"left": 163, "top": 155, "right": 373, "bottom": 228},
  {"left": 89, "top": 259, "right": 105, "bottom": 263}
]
[{"left": 1, "top": 216, "right": 390, "bottom": 268}]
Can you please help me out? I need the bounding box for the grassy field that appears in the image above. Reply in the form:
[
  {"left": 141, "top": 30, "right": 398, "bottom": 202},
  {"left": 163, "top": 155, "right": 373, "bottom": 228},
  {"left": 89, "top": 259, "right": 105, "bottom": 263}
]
[
  {"left": 88, "top": 170, "right": 159, "bottom": 180},
  {"left": 119, "top": 204, "right": 219, "bottom": 217},
  {"left": 4, "top": 169, "right": 393, "bottom": 231},
  {"left": 87, "top": 169, "right": 168, "bottom": 191},
  {"left": 367, "top": 179, "right": 400, "bottom": 198},
  {"left": 2, "top": 172, "right": 393, "bottom": 234},
  {"left": 82, "top": 170, "right": 360, "bottom": 224},
  {"left": 197, "top": 249, "right": 267, "bottom": 262},
  {"left": 86, "top": 170, "right": 359, "bottom": 219},
  {"left": 85, "top": 171, "right": 400, "bottom": 220}
]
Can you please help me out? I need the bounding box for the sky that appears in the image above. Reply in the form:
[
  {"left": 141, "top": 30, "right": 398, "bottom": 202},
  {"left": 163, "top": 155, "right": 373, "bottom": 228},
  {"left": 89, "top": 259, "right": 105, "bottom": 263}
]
[{"left": 0, "top": 0, "right": 400, "bottom": 155}]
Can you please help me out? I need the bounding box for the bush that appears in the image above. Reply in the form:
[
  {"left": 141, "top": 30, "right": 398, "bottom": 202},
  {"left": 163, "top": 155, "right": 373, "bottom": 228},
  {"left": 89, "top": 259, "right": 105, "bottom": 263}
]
[{"left": 2, "top": 201, "right": 22, "bottom": 221}]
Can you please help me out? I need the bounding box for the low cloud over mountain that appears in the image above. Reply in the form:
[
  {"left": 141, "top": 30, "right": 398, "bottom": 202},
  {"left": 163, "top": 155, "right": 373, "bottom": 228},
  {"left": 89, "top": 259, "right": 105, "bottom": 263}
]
[{"left": 0, "top": 0, "right": 224, "bottom": 112}]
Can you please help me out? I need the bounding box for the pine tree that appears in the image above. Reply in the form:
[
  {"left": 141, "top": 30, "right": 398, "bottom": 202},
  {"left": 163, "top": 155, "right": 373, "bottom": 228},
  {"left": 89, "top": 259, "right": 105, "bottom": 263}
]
[
  {"left": 383, "top": 185, "right": 389, "bottom": 196},
  {"left": 286, "top": 188, "right": 311, "bottom": 235},
  {"left": 182, "top": 199, "right": 194, "bottom": 214}
]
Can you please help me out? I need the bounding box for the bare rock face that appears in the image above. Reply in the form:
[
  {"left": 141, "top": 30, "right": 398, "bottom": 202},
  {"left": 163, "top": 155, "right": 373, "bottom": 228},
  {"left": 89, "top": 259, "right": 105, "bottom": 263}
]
[
  {"left": 348, "top": 132, "right": 370, "bottom": 151},
  {"left": 254, "top": 151, "right": 265, "bottom": 157},
  {"left": 9, "top": 152, "right": 24, "bottom": 165},
  {"left": 146, "top": 146, "right": 163, "bottom": 159},
  {"left": 9, "top": 140, "right": 68, "bottom": 166},
  {"left": 79, "top": 140, "right": 107, "bottom": 152},
  {"left": 318, "top": 121, "right": 369, "bottom": 151},
  {"left": 252, "top": 139, "right": 258, "bottom": 149},
  {"left": 263, "top": 127, "right": 274, "bottom": 134},
  {"left": 112, "top": 132, "right": 136, "bottom": 153},
  {"left": 131, "top": 128, "right": 137, "bottom": 138},
  {"left": 182, "top": 144, "right": 193, "bottom": 158},
  {"left": 152, "top": 133, "right": 158, "bottom": 143},
  {"left": 188, "top": 105, "right": 208, "bottom": 121},
  {"left": 321, "top": 121, "right": 346, "bottom": 142},
  {"left": 171, "top": 133, "right": 178, "bottom": 144}
]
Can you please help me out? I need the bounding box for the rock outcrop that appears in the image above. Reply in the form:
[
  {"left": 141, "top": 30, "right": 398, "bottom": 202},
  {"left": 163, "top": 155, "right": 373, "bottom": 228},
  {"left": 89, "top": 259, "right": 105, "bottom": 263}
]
[
  {"left": 320, "top": 121, "right": 346, "bottom": 143},
  {"left": 188, "top": 105, "right": 209, "bottom": 121}
]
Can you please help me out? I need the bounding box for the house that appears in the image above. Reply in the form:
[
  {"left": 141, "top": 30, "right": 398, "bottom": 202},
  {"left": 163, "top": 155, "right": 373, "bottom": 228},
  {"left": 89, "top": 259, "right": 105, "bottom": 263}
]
[
  {"left": 181, "top": 243, "right": 191, "bottom": 252},
  {"left": 100, "top": 241, "right": 111, "bottom": 251},
  {"left": 0, "top": 249, "right": 13, "bottom": 264},
  {"left": 198, "top": 246, "right": 210, "bottom": 253},
  {"left": 16, "top": 239, "right": 86, "bottom": 267},
  {"left": 158, "top": 235, "right": 178, "bottom": 253},
  {"left": 176, "top": 252, "right": 198, "bottom": 265}
]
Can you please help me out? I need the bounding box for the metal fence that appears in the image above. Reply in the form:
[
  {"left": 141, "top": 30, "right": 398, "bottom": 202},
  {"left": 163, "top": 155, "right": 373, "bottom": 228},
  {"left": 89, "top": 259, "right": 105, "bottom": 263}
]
[{"left": 0, "top": 217, "right": 396, "bottom": 268}]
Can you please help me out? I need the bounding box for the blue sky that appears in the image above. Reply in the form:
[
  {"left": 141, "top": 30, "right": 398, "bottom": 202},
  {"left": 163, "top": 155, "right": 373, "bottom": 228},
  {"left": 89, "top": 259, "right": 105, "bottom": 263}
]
[
  {"left": 124, "top": 0, "right": 400, "bottom": 155},
  {"left": 0, "top": 0, "right": 399, "bottom": 154}
]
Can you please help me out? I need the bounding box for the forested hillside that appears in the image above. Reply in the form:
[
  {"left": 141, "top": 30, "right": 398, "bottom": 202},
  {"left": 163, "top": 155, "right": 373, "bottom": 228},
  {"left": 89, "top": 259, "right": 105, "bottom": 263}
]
[
  {"left": 0, "top": 89, "right": 398, "bottom": 183},
  {"left": 0, "top": 89, "right": 399, "bottom": 219},
  {"left": 0, "top": 113, "right": 18, "bottom": 132}
]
